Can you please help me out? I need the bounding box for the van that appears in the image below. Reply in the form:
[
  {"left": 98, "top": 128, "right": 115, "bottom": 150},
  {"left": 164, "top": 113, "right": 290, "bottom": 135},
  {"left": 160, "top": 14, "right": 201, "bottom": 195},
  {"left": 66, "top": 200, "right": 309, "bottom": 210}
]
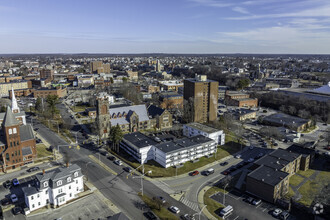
[
  {"left": 207, "top": 168, "right": 214, "bottom": 174},
  {"left": 219, "top": 205, "right": 233, "bottom": 217}
]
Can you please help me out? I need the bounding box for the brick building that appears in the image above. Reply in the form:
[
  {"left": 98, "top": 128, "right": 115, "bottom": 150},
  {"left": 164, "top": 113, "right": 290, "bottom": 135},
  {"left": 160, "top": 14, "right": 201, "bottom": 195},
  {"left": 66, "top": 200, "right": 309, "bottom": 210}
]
[
  {"left": 90, "top": 61, "right": 110, "bottom": 74},
  {"left": 0, "top": 93, "right": 36, "bottom": 172},
  {"left": 159, "top": 92, "right": 183, "bottom": 110},
  {"left": 224, "top": 91, "right": 258, "bottom": 108},
  {"left": 147, "top": 105, "right": 172, "bottom": 130},
  {"left": 33, "top": 87, "right": 67, "bottom": 98},
  {"left": 40, "top": 69, "right": 54, "bottom": 80},
  {"left": 184, "top": 75, "right": 218, "bottom": 123}
]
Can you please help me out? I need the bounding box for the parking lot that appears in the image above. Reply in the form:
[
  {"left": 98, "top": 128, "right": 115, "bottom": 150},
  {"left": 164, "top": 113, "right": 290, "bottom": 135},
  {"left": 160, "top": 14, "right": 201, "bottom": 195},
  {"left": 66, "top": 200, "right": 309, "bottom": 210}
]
[{"left": 211, "top": 191, "right": 292, "bottom": 220}]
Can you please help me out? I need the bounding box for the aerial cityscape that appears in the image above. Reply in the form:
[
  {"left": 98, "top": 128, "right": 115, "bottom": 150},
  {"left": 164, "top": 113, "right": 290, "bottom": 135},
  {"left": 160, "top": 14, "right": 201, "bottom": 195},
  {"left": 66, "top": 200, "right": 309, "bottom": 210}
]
[{"left": 0, "top": 0, "right": 329, "bottom": 220}]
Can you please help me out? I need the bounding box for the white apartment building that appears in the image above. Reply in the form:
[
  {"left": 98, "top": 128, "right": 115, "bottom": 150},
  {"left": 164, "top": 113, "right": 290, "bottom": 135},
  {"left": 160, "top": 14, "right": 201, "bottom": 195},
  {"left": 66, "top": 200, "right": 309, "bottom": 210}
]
[
  {"left": 22, "top": 164, "right": 84, "bottom": 213},
  {"left": 183, "top": 122, "right": 225, "bottom": 146},
  {"left": 120, "top": 132, "right": 217, "bottom": 168}
]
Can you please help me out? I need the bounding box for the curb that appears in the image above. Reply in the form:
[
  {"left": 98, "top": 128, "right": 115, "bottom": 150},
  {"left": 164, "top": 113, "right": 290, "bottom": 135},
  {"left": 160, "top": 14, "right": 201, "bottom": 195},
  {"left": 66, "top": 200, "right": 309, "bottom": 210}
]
[
  {"left": 88, "top": 155, "right": 117, "bottom": 175},
  {"left": 198, "top": 186, "right": 219, "bottom": 220}
]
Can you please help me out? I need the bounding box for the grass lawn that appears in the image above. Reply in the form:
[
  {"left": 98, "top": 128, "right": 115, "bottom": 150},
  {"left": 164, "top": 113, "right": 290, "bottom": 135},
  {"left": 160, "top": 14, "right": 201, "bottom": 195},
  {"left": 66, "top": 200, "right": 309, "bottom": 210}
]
[
  {"left": 298, "top": 180, "right": 320, "bottom": 206},
  {"left": 72, "top": 105, "right": 88, "bottom": 113},
  {"left": 301, "top": 126, "right": 317, "bottom": 133},
  {"left": 289, "top": 174, "right": 304, "bottom": 187},
  {"left": 36, "top": 144, "right": 52, "bottom": 158},
  {"left": 139, "top": 193, "right": 178, "bottom": 220},
  {"left": 297, "top": 169, "right": 315, "bottom": 178},
  {"left": 204, "top": 187, "right": 224, "bottom": 220},
  {"left": 284, "top": 186, "right": 296, "bottom": 200},
  {"left": 114, "top": 144, "right": 241, "bottom": 177}
]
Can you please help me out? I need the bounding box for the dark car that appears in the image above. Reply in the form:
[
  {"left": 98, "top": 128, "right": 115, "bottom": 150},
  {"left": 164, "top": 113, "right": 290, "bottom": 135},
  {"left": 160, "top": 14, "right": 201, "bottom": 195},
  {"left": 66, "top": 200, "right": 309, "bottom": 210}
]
[
  {"left": 1, "top": 198, "right": 10, "bottom": 206},
  {"left": 220, "top": 162, "right": 228, "bottom": 166},
  {"left": 107, "top": 156, "right": 116, "bottom": 161},
  {"left": 244, "top": 197, "right": 254, "bottom": 204},
  {"left": 3, "top": 180, "right": 12, "bottom": 188},
  {"left": 144, "top": 211, "right": 157, "bottom": 220},
  {"left": 222, "top": 170, "right": 230, "bottom": 175},
  {"left": 36, "top": 139, "right": 42, "bottom": 143},
  {"left": 27, "top": 167, "right": 40, "bottom": 172},
  {"left": 123, "top": 167, "right": 132, "bottom": 173},
  {"left": 12, "top": 206, "right": 23, "bottom": 215},
  {"left": 12, "top": 178, "right": 19, "bottom": 186}
]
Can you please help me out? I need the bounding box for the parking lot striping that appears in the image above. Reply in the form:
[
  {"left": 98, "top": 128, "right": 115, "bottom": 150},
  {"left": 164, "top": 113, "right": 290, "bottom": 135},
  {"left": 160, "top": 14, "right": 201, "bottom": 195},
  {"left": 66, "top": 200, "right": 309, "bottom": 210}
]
[
  {"left": 256, "top": 203, "right": 262, "bottom": 209},
  {"left": 233, "top": 216, "right": 239, "bottom": 220}
]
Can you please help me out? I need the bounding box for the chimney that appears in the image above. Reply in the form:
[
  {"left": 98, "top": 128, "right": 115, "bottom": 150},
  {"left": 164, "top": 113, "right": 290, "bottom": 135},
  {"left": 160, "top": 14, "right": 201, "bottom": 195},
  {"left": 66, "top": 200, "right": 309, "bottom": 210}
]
[
  {"left": 43, "top": 169, "right": 45, "bottom": 175},
  {"left": 66, "top": 162, "right": 69, "bottom": 167}
]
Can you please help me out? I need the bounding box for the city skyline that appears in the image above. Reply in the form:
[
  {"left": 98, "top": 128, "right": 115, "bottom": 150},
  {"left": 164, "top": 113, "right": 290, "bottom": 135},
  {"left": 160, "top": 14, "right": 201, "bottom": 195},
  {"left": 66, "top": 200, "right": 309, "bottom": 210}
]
[{"left": 1, "top": 0, "right": 330, "bottom": 54}]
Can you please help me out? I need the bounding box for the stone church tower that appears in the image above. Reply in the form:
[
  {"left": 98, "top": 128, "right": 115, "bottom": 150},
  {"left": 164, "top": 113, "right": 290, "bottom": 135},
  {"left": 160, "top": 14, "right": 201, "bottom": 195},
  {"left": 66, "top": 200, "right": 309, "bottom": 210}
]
[{"left": 96, "top": 94, "right": 110, "bottom": 140}]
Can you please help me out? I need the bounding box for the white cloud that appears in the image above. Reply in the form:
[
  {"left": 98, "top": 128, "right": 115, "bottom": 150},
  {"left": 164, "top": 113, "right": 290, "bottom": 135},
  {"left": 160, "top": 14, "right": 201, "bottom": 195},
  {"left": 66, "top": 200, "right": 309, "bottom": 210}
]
[
  {"left": 232, "top": 6, "right": 250, "bottom": 14},
  {"left": 188, "top": 0, "right": 233, "bottom": 8}
]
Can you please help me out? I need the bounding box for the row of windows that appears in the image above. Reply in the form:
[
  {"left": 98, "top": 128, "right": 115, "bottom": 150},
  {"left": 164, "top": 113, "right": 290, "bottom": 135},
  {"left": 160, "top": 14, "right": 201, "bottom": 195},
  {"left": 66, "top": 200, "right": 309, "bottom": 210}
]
[
  {"left": 10, "top": 141, "right": 20, "bottom": 147},
  {"left": 8, "top": 128, "right": 17, "bottom": 135}
]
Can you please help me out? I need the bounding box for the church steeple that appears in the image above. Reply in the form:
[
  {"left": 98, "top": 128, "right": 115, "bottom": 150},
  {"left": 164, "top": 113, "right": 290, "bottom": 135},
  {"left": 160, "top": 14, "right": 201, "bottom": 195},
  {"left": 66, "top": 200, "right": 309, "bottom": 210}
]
[{"left": 11, "top": 87, "right": 20, "bottom": 114}]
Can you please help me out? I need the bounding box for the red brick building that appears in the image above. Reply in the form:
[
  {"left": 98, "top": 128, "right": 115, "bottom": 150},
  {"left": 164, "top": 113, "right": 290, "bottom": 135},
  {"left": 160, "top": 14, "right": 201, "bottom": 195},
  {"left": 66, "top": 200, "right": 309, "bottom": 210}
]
[{"left": 224, "top": 91, "right": 258, "bottom": 108}]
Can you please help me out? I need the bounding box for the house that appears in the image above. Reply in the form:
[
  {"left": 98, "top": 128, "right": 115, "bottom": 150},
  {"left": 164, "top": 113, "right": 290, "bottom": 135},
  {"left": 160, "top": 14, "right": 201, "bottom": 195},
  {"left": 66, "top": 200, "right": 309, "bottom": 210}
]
[
  {"left": 22, "top": 164, "right": 84, "bottom": 213},
  {"left": 183, "top": 122, "right": 225, "bottom": 145}
]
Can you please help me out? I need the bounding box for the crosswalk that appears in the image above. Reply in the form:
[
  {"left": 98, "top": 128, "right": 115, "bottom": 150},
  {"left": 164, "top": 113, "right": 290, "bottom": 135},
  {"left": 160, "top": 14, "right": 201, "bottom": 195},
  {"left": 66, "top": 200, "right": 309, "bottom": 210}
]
[{"left": 179, "top": 196, "right": 200, "bottom": 212}]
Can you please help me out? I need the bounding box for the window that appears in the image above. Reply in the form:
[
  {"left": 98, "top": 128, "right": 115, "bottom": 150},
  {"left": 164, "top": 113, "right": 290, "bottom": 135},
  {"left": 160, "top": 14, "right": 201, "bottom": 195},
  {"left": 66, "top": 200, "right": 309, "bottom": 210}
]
[
  {"left": 67, "top": 177, "right": 71, "bottom": 182},
  {"left": 45, "top": 190, "right": 48, "bottom": 195},
  {"left": 31, "top": 196, "right": 34, "bottom": 200},
  {"left": 57, "top": 180, "right": 62, "bottom": 186},
  {"left": 70, "top": 193, "right": 72, "bottom": 197},
  {"left": 43, "top": 182, "right": 48, "bottom": 187},
  {"left": 74, "top": 172, "right": 78, "bottom": 177},
  {"left": 69, "top": 186, "right": 71, "bottom": 190},
  {"left": 58, "top": 188, "right": 63, "bottom": 193},
  {"left": 13, "top": 128, "right": 17, "bottom": 134},
  {"left": 37, "top": 194, "right": 40, "bottom": 198},
  {"left": 76, "top": 187, "right": 79, "bottom": 191},
  {"left": 5, "top": 153, "right": 9, "bottom": 161},
  {"left": 76, "top": 180, "right": 78, "bottom": 184},
  {"left": 8, "top": 129, "right": 12, "bottom": 135},
  {"left": 32, "top": 204, "right": 35, "bottom": 208}
]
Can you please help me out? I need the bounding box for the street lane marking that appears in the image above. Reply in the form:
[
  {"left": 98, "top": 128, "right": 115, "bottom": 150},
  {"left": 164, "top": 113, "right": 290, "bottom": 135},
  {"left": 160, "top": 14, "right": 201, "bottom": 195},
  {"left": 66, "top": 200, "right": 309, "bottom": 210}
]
[{"left": 233, "top": 216, "right": 239, "bottom": 220}]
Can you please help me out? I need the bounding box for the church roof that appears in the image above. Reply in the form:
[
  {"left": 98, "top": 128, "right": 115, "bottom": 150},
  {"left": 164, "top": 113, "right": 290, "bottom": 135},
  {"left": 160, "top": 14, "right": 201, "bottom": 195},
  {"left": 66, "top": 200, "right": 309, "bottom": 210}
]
[{"left": 3, "top": 106, "right": 19, "bottom": 127}]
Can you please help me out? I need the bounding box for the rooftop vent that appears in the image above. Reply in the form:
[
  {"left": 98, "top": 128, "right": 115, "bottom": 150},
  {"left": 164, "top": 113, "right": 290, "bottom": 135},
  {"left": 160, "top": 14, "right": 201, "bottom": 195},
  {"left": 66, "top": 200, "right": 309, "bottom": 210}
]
[{"left": 262, "top": 179, "right": 264, "bottom": 181}]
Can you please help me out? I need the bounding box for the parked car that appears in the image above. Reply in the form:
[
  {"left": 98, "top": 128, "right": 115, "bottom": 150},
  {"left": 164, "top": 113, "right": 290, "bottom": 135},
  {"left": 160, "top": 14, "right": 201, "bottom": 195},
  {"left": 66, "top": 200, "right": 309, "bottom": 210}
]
[
  {"left": 123, "top": 167, "right": 132, "bottom": 173},
  {"left": 248, "top": 158, "right": 254, "bottom": 163},
  {"left": 12, "top": 178, "right": 19, "bottom": 186},
  {"left": 272, "top": 208, "right": 282, "bottom": 217},
  {"left": 222, "top": 170, "right": 230, "bottom": 175},
  {"left": 36, "top": 139, "right": 42, "bottom": 143},
  {"left": 235, "top": 154, "right": 241, "bottom": 159},
  {"left": 244, "top": 197, "right": 254, "bottom": 204},
  {"left": 12, "top": 206, "right": 23, "bottom": 215},
  {"left": 252, "top": 199, "right": 262, "bottom": 205},
  {"left": 190, "top": 171, "right": 199, "bottom": 176},
  {"left": 107, "top": 156, "right": 116, "bottom": 161},
  {"left": 10, "top": 194, "right": 18, "bottom": 203},
  {"left": 27, "top": 167, "right": 40, "bottom": 172},
  {"left": 279, "top": 211, "right": 290, "bottom": 220},
  {"left": 180, "top": 214, "right": 195, "bottom": 220},
  {"left": 114, "top": 160, "right": 122, "bottom": 166},
  {"left": 144, "top": 211, "right": 158, "bottom": 220},
  {"left": 1, "top": 198, "right": 10, "bottom": 206},
  {"left": 220, "top": 162, "right": 228, "bottom": 166},
  {"left": 203, "top": 168, "right": 214, "bottom": 176},
  {"left": 168, "top": 206, "right": 180, "bottom": 214},
  {"left": 3, "top": 180, "right": 12, "bottom": 188}
]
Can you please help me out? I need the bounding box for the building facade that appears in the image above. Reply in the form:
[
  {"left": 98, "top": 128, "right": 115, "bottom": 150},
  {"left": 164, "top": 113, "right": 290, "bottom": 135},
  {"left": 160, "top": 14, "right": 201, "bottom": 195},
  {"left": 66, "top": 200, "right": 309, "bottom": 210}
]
[
  {"left": 183, "top": 122, "right": 225, "bottom": 145},
  {"left": 40, "top": 69, "right": 54, "bottom": 80},
  {"left": 33, "top": 87, "right": 67, "bottom": 98},
  {"left": 120, "top": 132, "right": 217, "bottom": 168},
  {"left": 183, "top": 75, "right": 218, "bottom": 123},
  {"left": 96, "top": 95, "right": 111, "bottom": 140},
  {"left": 224, "top": 91, "right": 258, "bottom": 108},
  {"left": 22, "top": 164, "right": 84, "bottom": 213}
]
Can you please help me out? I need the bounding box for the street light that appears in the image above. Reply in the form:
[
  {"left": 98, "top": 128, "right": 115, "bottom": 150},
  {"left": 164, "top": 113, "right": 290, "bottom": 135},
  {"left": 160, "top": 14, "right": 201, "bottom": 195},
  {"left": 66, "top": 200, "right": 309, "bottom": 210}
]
[
  {"left": 223, "top": 183, "right": 229, "bottom": 205},
  {"left": 193, "top": 205, "right": 207, "bottom": 220},
  {"left": 133, "top": 167, "right": 152, "bottom": 196}
]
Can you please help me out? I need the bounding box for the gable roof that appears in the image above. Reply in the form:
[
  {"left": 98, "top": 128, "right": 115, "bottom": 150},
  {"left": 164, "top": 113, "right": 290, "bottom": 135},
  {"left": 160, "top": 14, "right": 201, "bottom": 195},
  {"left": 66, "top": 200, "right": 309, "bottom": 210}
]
[
  {"left": 109, "top": 104, "right": 149, "bottom": 125},
  {"left": 147, "top": 105, "right": 165, "bottom": 117}
]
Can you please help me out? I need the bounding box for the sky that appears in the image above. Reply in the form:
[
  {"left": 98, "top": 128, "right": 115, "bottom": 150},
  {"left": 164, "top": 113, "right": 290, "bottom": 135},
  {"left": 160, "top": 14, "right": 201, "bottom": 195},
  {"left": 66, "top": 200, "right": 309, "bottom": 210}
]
[{"left": 0, "top": 0, "right": 330, "bottom": 54}]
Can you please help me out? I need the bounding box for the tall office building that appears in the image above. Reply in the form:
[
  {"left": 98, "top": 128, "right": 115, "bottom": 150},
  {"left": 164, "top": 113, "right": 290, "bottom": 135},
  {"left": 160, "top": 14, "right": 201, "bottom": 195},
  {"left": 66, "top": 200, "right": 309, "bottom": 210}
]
[
  {"left": 183, "top": 75, "right": 219, "bottom": 123},
  {"left": 40, "top": 69, "right": 54, "bottom": 80},
  {"left": 90, "top": 61, "right": 102, "bottom": 73}
]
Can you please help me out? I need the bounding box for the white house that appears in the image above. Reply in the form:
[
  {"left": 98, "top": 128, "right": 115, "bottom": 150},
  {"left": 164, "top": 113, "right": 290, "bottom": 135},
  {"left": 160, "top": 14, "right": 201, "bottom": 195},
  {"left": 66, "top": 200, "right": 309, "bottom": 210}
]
[
  {"left": 22, "top": 164, "right": 84, "bottom": 213},
  {"left": 120, "top": 132, "right": 217, "bottom": 168},
  {"left": 183, "top": 122, "right": 225, "bottom": 145}
]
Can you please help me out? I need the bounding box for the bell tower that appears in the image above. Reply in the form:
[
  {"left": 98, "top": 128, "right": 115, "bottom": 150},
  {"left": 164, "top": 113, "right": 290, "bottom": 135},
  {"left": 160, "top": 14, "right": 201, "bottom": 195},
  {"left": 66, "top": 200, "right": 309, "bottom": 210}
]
[{"left": 96, "top": 94, "right": 110, "bottom": 140}]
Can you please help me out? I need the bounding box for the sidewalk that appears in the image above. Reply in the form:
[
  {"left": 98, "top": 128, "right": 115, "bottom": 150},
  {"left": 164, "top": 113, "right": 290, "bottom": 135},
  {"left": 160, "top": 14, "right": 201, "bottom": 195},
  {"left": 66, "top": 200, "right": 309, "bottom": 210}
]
[{"left": 198, "top": 186, "right": 218, "bottom": 220}]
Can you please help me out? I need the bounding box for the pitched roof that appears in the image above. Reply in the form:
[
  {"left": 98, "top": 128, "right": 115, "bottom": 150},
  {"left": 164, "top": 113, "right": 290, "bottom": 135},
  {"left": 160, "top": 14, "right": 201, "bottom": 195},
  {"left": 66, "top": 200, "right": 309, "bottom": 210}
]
[
  {"left": 22, "top": 146, "right": 33, "bottom": 156},
  {"left": 109, "top": 104, "right": 149, "bottom": 125},
  {"left": 20, "top": 124, "right": 35, "bottom": 142},
  {"left": 3, "top": 106, "right": 19, "bottom": 127},
  {"left": 147, "top": 105, "right": 165, "bottom": 117}
]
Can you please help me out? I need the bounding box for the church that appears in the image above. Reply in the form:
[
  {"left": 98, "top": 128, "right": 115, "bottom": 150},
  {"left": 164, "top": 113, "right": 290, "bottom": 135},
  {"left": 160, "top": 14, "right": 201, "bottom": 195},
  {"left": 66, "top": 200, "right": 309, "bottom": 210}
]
[{"left": 0, "top": 88, "right": 36, "bottom": 172}]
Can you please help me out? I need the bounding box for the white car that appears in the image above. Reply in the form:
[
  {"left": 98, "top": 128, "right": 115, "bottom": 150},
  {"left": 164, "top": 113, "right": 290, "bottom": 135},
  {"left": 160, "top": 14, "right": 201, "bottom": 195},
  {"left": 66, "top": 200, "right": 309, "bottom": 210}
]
[
  {"left": 235, "top": 154, "right": 241, "bottom": 159},
  {"left": 10, "top": 194, "right": 18, "bottom": 203},
  {"left": 114, "top": 160, "right": 122, "bottom": 166},
  {"left": 272, "top": 208, "right": 282, "bottom": 217},
  {"left": 168, "top": 206, "right": 180, "bottom": 214}
]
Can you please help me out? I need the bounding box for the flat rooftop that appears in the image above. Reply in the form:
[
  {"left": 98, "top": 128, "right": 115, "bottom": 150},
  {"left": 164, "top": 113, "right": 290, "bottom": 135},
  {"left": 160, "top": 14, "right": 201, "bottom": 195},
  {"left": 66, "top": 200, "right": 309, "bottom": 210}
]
[
  {"left": 185, "top": 122, "right": 219, "bottom": 134},
  {"left": 123, "top": 132, "right": 157, "bottom": 149},
  {"left": 248, "top": 165, "right": 289, "bottom": 186}
]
